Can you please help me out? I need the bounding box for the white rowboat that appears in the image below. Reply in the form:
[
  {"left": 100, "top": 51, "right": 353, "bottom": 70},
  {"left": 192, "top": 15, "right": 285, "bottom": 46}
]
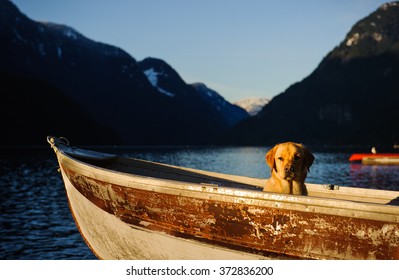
[{"left": 48, "top": 136, "right": 399, "bottom": 260}]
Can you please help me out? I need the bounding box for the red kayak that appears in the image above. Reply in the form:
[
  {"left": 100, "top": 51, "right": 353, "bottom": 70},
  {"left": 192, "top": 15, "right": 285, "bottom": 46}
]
[{"left": 349, "top": 153, "right": 399, "bottom": 162}]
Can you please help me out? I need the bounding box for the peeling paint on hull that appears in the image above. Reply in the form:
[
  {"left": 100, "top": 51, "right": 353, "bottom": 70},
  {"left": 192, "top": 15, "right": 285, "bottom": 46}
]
[
  {"left": 63, "top": 167, "right": 399, "bottom": 259},
  {"left": 48, "top": 138, "right": 399, "bottom": 260}
]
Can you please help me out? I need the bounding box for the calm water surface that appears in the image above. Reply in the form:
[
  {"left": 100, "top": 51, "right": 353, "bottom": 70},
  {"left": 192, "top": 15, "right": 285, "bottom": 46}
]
[{"left": 1, "top": 146, "right": 399, "bottom": 259}]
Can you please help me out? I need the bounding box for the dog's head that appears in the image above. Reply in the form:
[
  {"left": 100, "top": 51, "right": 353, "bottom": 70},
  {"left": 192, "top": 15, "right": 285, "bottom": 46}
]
[{"left": 266, "top": 142, "right": 314, "bottom": 182}]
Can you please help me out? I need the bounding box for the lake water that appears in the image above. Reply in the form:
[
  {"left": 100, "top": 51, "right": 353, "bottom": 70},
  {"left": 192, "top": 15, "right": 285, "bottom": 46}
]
[{"left": 1, "top": 146, "right": 399, "bottom": 260}]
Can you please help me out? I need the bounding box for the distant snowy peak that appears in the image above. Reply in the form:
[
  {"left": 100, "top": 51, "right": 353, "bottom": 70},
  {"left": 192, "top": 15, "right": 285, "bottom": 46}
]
[
  {"left": 143, "top": 68, "right": 175, "bottom": 97},
  {"left": 234, "top": 97, "right": 269, "bottom": 116}
]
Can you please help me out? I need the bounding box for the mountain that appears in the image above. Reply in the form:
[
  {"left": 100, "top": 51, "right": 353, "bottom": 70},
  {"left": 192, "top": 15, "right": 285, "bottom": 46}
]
[
  {"left": 138, "top": 58, "right": 248, "bottom": 127},
  {"left": 234, "top": 97, "right": 269, "bottom": 116},
  {"left": 0, "top": 0, "right": 248, "bottom": 145},
  {"left": 190, "top": 83, "right": 249, "bottom": 126},
  {"left": 222, "top": 2, "right": 399, "bottom": 147},
  {"left": 137, "top": 58, "right": 249, "bottom": 143},
  {"left": 0, "top": 71, "right": 119, "bottom": 145}
]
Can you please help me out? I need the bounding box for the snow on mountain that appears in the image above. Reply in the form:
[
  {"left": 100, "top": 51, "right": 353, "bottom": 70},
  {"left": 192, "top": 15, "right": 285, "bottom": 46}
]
[
  {"left": 0, "top": 0, "right": 252, "bottom": 145},
  {"left": 143, "top": 68, "right": 175, "bottom": 97},
  {"left": 234, "top": 97, "right": 269, "bottom": 116}
]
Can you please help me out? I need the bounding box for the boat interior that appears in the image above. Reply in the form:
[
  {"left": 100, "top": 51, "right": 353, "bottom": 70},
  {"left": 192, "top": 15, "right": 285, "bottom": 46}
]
[{"left": 64, "top": 147, "right": 399, "bottom": 207}]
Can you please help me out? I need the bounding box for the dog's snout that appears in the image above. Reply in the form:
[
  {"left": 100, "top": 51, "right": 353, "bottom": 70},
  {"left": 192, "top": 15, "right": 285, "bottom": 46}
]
[{"left": 285, "top": 166, "right": 294, "bottom": 172}]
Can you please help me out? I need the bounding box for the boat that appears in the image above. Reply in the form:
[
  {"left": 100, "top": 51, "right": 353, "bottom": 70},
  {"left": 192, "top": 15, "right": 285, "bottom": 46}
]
[
  {"left": 47, "top": 136, "right": 399, "bottom": 260},
  {"left": 349, "top": 153, "right": 399, "bottom": 162},
  {"left": 349, "top": 153, "right": 399, "bottom": 165}
]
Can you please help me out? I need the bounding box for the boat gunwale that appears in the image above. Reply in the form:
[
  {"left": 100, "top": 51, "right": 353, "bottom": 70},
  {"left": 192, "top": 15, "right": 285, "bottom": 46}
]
[
  {"left": 55, "top": 144, "right": 399, "bottom": 223},
  {"left": 62, "top": 145, "right": 399, "bottom": 201}
]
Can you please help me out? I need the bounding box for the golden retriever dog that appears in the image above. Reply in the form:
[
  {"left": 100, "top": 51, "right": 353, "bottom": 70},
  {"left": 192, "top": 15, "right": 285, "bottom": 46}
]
[{"left": 263, "top": 142, "right": 314, "bottom": 195}]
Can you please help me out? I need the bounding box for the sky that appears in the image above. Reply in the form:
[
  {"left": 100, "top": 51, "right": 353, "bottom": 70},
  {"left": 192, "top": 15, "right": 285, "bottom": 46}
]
[{"left": 12, "top": 0, "right": 389, "bottom": 102}]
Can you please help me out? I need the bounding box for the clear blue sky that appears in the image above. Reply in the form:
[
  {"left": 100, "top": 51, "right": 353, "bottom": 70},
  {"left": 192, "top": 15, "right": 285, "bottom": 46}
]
[{"left": 12, "top": 0, "right": 389, "bottom": 102}]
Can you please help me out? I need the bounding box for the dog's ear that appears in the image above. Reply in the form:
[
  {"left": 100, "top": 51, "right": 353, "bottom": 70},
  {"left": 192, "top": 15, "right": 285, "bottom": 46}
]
[
  {"left": 303, "top": 146, "right": 315, "bottom": 172},
  {"left": 265, "top": 146, "right": 277, "bottom": 172}
]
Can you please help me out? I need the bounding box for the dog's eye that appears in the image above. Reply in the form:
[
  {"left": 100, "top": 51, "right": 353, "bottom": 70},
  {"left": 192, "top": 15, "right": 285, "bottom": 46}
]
[
  {"left": 294, "top": 154, "right": 301, "bottom": 160},
  {"left": 278, "top": 157, "right": 283, "bottom": 161}
]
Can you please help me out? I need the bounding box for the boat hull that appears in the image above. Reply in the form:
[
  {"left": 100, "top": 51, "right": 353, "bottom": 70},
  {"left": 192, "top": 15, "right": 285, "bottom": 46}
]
[
  {"left": 61, "top": 168, "right": 267, "bottom": 259},
  {"left": 54, "top": 149, "right": 399, "bottom": 260},
  {"left": 349, "top": 153, "right": 399, "bottom": 163}
]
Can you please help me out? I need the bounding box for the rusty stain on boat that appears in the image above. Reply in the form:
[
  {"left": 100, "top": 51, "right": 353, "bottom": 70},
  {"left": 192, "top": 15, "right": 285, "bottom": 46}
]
[{"left": 62, "top": 165, "right": 399, "bottom": 260}]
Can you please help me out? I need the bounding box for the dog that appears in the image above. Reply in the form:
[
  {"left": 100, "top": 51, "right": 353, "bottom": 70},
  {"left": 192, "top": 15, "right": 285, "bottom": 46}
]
[{"left": 263, "top": 142, "right": 314, "bottom": 195}]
